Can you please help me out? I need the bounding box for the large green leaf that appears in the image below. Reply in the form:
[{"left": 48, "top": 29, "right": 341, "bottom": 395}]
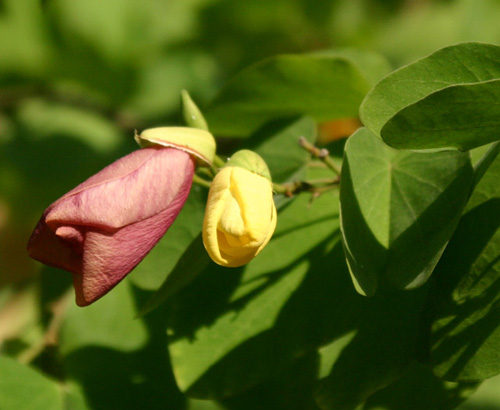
[
  {"left": 205, "top": 53, "right": 374, "bottom": 136},
  {"left": 167, "top": 190, "right": 341, "bottom": 396},
  {"left": 428, "top": 152, "right": 500, "bottom": 381},
  {"left": 340, "top": 128, "right": 473, "bottom": 296},
  {"left": 59, "top": 278, "right": 187, "bottom": 410},
  {"left": 314, "top": 288, "right": 427, "bottom": 410},
  {"left": 360, "top": 42, "right": 500, "bottom": 150}
]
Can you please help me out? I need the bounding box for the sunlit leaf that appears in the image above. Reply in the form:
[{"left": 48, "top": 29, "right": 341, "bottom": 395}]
[
  {"left": 360, "top": 42, "right": 500, "bottom": 150},
  {"left": 167, "top": 191, "right": 341, "bottom": 396},
  {"left": 0, "top": 357, "right": 89, "bottom": 410},
  {"left": 59, "top": 279, "right": 148, "bottom": 355}
]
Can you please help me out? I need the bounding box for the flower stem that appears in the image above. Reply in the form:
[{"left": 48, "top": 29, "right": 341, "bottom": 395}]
[
  {"left": 298, "top": 137, "right": 341, "bottom": 176},
  {"left": 273, "top": 176, "right": 339, "bottom": 197},
  {"left": 213, "top": 155, "right": 226, "bottom": 168},
  {"left": 193, "top": 174, "right": 212, "bottom": 188}
]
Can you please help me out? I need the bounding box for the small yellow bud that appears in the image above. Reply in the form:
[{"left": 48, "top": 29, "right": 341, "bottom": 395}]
[{"left": 202, "top": 151, "right": 277, "bottom": 267}]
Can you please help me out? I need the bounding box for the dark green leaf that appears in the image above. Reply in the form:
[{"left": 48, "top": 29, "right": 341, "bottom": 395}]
[
  {"left": 428, "top": 153, "right": 500, "bottom": 381},
  {"left": 360, "top": 363, "right": 478, "bottom": 410},
  {"left": 167, "top": 190, "right": 341, "bottom": 396},
  {"left": 340, "top": 128, "right": 473, "bottom": 295},
  {"left": 249, "top": 116, "right": 316, "bottom": 183},
  {"left": 138, "top": 234, "right": 210, "bottom": 317},
  {"left": 360, "top": 42, "right": 500, "bottom": 150},
  {"left": 315, "top": 288, "right": 427, "bottom": 410},
  {"left": 60, "top": 280, "right": 187, "bottom": 410},
  {"left": 205, "top": 54, "right": 373, "bottom": 136}
]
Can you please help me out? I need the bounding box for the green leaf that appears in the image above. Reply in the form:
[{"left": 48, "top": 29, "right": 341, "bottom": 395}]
[
  {"left": 0, "top": 357, "right": 89, "bottom": 410},
  {"left": 59, "top": 278, "right": 148, "bottom": 355},
  {"left": 0, "top": 0, "right": 51, "bottom": 79},
  {"left": 138, "top": 233, "right": 210, "bottom": 317},
  {"left": 340, "top": 128, "right": 473, "bottom": 296},
  {"left": 360, "top": 42, "right": 500, "bottom": 150},
  {"left": 315, "top": 288, "right": 427, "bottom": 410},
  {"left": 205, "top": 53, "right": 373, "bottom": 136},
  {"left": 249, "top": 116, "right": 317, "bottom": 183},
  {"left": 314, "top": 48, "right": 392, "bottom": 87},
  {"left": 59, "top": 281, "right": 187, "bottom": 410},
  {"left": 16, "top": 98, "right": 122, "bottom": 152},
  {"left": 0, "top": 357, "right": 61, "bottom": 410},
  {"left": 167, "top": 190, "right": 341, "bottom": 396},
  {"left": 428, "top": 153, "right": 500, "bottom": 381},
  {"left": 360, "top": 363, "right": 478, "bottom": 410}
]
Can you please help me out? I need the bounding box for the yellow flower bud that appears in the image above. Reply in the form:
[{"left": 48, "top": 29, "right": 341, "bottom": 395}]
[{"left": 203, "top": 151, "right": 277, "bottom": 267}]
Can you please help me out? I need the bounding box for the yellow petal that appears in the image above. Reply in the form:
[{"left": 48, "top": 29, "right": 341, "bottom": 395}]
[{"left": 202, "top": 166, "right": 276, "bottom": 267}]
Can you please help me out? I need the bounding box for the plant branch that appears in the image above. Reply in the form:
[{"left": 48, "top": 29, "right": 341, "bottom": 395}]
[
  {"left": 298, "top": 136, "right": 341, "bottom": 176},
  {"left": 273, "top": 176, "right": 339, "bottom": 197}
]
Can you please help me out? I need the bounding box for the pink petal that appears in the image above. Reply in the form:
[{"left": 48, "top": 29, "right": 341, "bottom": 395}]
[{"left": 28, "top": 147, "right": 194, "bottom": 306}]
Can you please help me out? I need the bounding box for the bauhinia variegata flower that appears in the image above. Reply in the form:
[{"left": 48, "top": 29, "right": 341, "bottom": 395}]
[
  {"left": 202, "top": 150, "right": 277, "bottom": 267},
  {"left": 28, "top": 127, "right": 215, "bottom": 306}
]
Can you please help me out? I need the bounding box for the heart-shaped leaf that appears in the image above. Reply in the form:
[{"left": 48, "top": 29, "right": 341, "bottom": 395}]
[
  {"left": 340, "top": 128, "right": 473, "bottom": 296},
  {"left": 360, "top": 42, "right": 500, "bottom": 150}
]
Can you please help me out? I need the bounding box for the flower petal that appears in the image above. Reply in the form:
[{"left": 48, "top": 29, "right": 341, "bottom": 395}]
[
  {"left": 46, "top": 148, "right": 191, "bottom": 230},
  {"left": 28, "top": 147, "right": 195, "bottom": 306}
]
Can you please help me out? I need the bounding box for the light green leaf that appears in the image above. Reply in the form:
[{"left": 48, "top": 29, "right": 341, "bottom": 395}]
[
  {"left": 429, "top": 153, "right": 500, "bottom": 381},
  {"left": 59, "top": 278, "right": 148, "bottom": 355},
  {"left": 0, "top": 357, "right": 89, "bottom": 410},
  {"left": 360, "top": 42, "right": 500, "bottom": 150},
  {"left": 17, "top": 98, "right": 122, "bottom": 152},
  {"left": 340, "top": 128, "right": 473, "bottom": 296},
  {"left": 314, "top": 48, "right": 392, "bottom": 87},
  {"left": 205, "top": 53, "right": 373, "bottom": 136}
]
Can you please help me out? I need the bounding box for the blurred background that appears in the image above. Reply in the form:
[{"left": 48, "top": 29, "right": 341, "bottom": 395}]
[{"left": 1, "top": 0, "right": 500, "bottom": 408}]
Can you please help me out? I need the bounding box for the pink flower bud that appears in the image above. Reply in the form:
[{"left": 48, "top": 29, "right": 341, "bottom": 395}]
[{"left": 28, "top": 147, "right": 194, "bottom": 306}]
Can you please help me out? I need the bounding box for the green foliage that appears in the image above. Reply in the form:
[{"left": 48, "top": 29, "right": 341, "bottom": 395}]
[
  {"left": 0, "top": 356, "right": 88, "bottom": 410},
  {"left": 360, "top": 42, "right": 500, "bottom": 150},
  {"left": 2, "top": 1, "right": 500, "bottom": 410},
  {"left": 340, "top": 128, "right": 473, "bottom": 295},
  {"left": 428, "top": 153, "right": 500, "bottom": 382},
  {"left": 205, "top": 52, "right": 379, "bottom": 136}
]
